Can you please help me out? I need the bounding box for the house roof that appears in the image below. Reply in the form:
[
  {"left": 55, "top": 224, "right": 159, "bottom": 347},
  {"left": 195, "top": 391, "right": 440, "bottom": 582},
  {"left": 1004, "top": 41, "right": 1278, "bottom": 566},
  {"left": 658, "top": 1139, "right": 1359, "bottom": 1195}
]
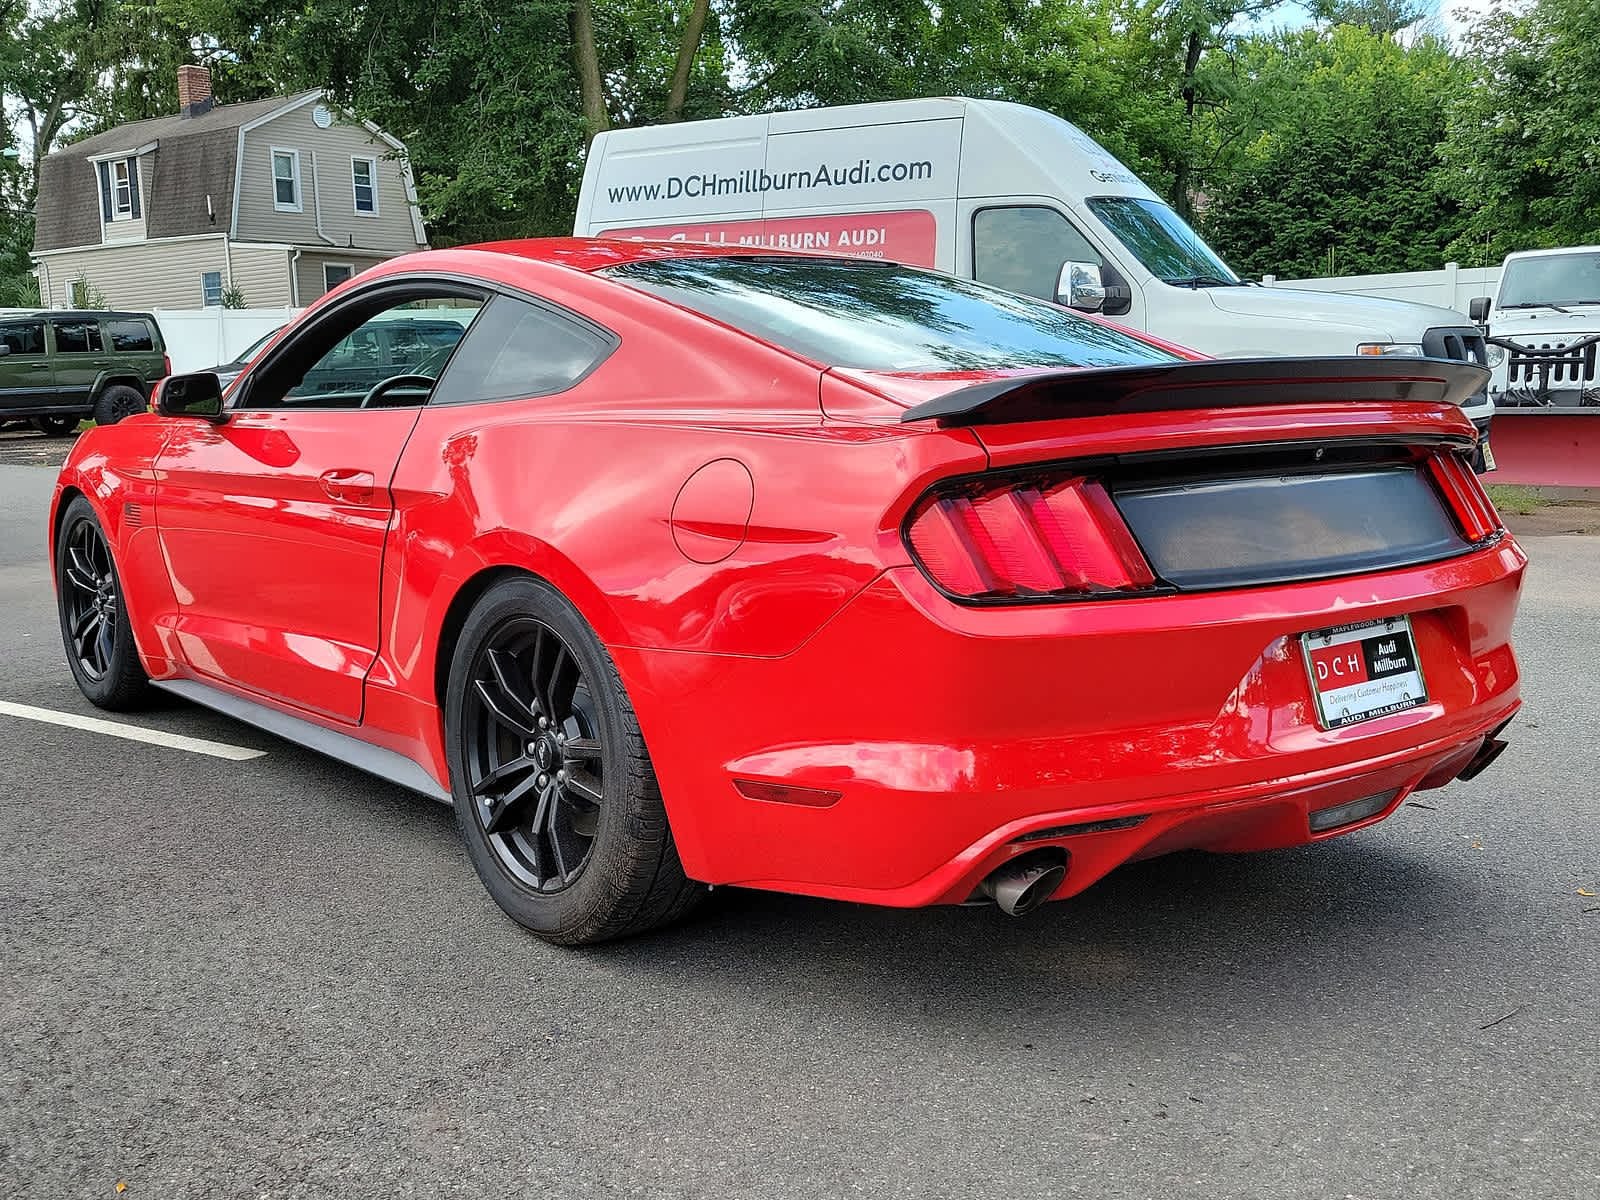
[{"left": 32, "top": 91, "right": 319, "bottom": 253}]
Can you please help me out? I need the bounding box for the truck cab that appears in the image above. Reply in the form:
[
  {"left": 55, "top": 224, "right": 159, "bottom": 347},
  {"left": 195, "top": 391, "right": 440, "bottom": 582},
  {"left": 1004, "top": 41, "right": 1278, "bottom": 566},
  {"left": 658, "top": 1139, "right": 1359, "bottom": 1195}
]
[
  {"left": 1473, "top": 246, "right": 1600, "bottom": 410},
  {"left": 576, "top": 97, "right": 1495, "bottom": 463}
]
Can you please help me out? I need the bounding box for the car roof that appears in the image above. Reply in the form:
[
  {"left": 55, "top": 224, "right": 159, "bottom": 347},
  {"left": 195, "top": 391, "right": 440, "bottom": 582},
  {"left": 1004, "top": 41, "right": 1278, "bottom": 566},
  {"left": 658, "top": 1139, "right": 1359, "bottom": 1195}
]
[
  {"left": 465, "top": 236, "right": 835, "bottom": 274},
  {"left": 0, "top": 309, "right": 158, "bottom": 321}
]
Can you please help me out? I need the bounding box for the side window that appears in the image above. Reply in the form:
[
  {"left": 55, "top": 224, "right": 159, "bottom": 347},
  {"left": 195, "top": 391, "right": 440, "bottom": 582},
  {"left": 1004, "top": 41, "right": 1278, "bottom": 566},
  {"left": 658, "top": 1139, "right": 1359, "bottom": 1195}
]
[
  {"left": 973, "top": 206, "right": 1104, "bottom": 302},
  {"left": 272, "top": 149, "right": 302, "bottom": 211},
  {"left": 0, "top": 321, "right": 46, "bottom": 355},
  {"left": 106, "top": 319, "right": 154, "bottom": 352},
  {"left": 52, "top": 320, "right": 104, "bottom": 354},
  {"left": 430, "top": 295, "right": 612, "bottom": 406},
  {"left": 352, "top": 157, "right": 377, "bottom": 214},
  {"left": 246, "top": 295, "right": 483, "bottom": 410}
]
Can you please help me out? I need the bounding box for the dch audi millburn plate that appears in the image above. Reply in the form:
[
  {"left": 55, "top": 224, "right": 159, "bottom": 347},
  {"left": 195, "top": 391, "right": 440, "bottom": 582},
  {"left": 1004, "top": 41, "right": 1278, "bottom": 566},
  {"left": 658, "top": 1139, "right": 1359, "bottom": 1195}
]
[{"left": 1302, "top": 616, "right": 1428, "bottom": 730}]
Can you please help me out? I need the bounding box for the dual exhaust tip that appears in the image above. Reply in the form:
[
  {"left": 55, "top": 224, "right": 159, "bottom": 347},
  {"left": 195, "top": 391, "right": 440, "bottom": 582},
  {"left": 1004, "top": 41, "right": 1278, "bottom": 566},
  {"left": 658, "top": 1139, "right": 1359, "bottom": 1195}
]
[{"left": 978, "top": 849, "right": 1068, "bottom": 917}]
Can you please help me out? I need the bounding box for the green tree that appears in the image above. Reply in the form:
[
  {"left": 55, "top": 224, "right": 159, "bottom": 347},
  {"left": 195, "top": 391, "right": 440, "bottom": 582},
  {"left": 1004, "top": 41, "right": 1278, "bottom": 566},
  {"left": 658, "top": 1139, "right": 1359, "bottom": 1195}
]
[
  {"left": 1199, "top": 25, "right": 1469, "bottom": 278},
  {"left": 1439, "top": 0, "right": 1600, "bottom": 261}
]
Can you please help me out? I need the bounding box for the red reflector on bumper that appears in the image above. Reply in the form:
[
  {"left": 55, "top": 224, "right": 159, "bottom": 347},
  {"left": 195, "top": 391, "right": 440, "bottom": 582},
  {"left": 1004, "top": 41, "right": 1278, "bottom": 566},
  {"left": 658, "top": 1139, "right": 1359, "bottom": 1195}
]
[{"left": 734, "top": 778, "right": 843, "bottom": 808}]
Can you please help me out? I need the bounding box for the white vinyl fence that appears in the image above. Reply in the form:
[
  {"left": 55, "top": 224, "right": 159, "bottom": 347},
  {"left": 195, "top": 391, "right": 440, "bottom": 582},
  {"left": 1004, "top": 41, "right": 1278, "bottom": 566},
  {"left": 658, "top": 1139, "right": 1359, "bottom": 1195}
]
[
  {"left": 1260, "top": 263, "right": 1501, "bottom": 314},
  {"left": 152, "top": 307, "right": 303, "bottom": 374}
]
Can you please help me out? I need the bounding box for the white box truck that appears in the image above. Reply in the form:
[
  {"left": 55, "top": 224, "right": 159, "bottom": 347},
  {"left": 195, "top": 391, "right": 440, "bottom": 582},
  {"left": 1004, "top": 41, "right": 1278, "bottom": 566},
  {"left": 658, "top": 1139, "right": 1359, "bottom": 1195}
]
[{"left": 575, "top": 97, "right": 1495, "bottom": 463}]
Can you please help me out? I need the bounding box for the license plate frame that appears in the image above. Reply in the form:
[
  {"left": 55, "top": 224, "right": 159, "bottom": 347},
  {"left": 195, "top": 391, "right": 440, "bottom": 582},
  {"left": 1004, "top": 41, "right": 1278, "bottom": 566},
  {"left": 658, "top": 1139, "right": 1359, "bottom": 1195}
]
[{"left": 1301, "top": 615, "right": 1429, "bottom": 730}]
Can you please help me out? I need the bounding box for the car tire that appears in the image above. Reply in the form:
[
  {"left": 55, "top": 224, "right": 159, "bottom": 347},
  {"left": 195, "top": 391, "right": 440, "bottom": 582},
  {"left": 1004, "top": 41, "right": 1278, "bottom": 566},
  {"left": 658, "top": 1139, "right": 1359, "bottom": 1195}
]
[
  {"left": 34, "top": 416, "right": 79, "bottom": 437},
  {"left": 445, "top": 575, "right": 706, "bottom": 945},
  {"left": 93, "top": 384, "right": 148, "bottom": 427},
  {"left": 55, "top": 496, "right": 151, "bottom": 711}
]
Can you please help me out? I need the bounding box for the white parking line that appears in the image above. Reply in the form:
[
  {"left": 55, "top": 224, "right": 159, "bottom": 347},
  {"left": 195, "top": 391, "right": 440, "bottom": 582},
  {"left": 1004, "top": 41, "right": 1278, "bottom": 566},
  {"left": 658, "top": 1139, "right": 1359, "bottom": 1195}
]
[{"left": 0, "top": 699, "right": 266, "bottom": 761}]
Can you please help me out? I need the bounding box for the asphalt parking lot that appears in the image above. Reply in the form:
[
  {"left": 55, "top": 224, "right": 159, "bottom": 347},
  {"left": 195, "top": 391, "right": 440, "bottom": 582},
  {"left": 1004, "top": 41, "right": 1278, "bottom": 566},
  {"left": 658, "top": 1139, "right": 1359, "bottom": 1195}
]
[{"left": 1, "top": 459, "right": 1596, "bottom": 1199}]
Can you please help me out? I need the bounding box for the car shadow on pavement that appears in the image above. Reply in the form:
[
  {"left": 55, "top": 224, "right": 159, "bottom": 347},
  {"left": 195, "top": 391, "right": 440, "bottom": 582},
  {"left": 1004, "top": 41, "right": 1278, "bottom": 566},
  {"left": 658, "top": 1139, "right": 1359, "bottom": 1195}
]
[{"left": 596, "top": 832, "right": 1475, "bottom": 1033}]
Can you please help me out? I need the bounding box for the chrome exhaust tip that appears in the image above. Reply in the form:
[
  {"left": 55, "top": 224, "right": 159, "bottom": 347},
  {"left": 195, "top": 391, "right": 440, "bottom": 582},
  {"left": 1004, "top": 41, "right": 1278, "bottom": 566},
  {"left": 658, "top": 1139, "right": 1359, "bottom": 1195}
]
[{"left": 979, "top": 850, "right": 1068, "bottom": 917}]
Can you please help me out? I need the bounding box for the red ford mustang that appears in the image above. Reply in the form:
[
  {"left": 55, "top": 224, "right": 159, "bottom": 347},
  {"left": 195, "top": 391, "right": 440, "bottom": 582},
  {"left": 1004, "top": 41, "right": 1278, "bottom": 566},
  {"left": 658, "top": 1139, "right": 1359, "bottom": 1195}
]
[{"left": 50, "top": 239, "right": 1524, "bottom": 943}]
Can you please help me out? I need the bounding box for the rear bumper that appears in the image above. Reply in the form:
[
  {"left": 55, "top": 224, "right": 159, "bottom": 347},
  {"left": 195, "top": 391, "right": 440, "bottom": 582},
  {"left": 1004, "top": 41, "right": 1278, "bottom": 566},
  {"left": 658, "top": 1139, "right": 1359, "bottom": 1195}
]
[{"left": 616, "top": 538, "right": 1526, "bottom": 907}]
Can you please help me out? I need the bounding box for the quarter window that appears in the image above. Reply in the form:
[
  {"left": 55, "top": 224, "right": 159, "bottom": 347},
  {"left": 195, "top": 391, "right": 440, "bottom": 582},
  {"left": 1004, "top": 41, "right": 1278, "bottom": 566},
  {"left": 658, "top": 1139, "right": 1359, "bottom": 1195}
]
[
  {"left": 52, "top": 321, "right": 104, "bottom": 354},
  {"left": 352, "top": 157, "right": 377, "bottom": 214},
  {"left": 0, "top": 320, "right": 46, "bottom": 355},
  {"left": 429, "top": 295, "right": 613, "bottom": 405},
  {"left": 106, "top": 319, "right": 154, "bottom": 352},
  {"left": 272, "top": 149, "right": 301, "bottom": 211},
  {"left": 973, "top": 207, "right": 1103, "bottom": 302},
  {"left": 201, "top": 271, "right": 224, "bottom": 307}
]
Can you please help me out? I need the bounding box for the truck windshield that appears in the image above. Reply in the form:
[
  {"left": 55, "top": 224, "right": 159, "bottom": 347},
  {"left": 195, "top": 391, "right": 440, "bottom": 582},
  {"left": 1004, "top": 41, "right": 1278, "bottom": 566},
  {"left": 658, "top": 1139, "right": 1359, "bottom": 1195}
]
[
  {"left": 1498, "top": 253, "right": 1600, "bottom": 308},
  {"left": 601, "top": 256, "right": 1178, "bottom": 371},
  {"left": 1086, "top": 197, "right": 1241, "bottom": 287}
]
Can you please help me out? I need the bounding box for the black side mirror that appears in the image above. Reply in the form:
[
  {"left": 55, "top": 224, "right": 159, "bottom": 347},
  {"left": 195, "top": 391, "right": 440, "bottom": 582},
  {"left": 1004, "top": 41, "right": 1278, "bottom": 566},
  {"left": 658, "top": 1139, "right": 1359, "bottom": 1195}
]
[
  {"left": 1468, "top": 296, "right": 1491, "bottom": 324},
  {"left": 155, "top": 372, "right": 227, "bottom": 423},
  {"left": 1100, "top": 261, "right": 1134, "bottom": 317}
]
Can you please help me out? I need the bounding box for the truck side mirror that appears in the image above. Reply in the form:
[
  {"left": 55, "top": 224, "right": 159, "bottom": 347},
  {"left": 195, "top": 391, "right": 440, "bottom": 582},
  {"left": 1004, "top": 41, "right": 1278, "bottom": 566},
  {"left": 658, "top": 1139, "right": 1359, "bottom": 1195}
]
[
  {"left": 1468, "top": 296, "right": 1491, "bottom": 324},
  {"left": 154, "top": 372, "right": 228, "bottom": 423},
  {"left": 1056, "top": 261, "right": 1106, "bottom": 313}
]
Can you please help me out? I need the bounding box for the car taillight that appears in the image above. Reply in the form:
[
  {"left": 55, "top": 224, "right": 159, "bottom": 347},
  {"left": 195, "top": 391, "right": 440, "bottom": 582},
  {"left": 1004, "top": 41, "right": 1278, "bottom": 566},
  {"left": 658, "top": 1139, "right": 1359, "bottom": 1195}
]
[
  {"left": 161, "top": 355, "right": 172, "bottom": 378},
  {"left": 906, "top": 475, "right": 1157, "bottom": 601},
  {"left": 1426, "top": 451, "right": 1501, "bottom": 543}
]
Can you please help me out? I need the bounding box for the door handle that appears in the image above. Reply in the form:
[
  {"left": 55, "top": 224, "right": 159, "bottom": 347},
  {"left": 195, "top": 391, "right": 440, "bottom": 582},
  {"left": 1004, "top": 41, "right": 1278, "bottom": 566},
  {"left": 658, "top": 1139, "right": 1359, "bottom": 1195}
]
[
  {"left": 91, "top": 359, "right": 111, "bottom": 366},
  {"left": 29, "top": 363, "right": 50, "bottom": 370},
  {"left": 318, "top": 469, "right": 376, "bottom": 504}
]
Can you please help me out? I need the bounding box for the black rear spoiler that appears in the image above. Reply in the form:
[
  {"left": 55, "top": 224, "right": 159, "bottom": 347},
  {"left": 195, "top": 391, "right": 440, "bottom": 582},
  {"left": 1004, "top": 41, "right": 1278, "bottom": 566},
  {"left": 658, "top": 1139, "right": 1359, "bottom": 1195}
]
[{"left": 898, "top": 356, "right": 1490, "bottom": 428}]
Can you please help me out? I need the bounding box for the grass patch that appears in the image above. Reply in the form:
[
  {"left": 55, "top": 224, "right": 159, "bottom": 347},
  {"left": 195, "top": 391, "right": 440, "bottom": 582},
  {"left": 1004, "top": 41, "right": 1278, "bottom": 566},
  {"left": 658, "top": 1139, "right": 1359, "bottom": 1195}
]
[{"left": 1486, "top": 484, "right": 1549, "bottom": 516}]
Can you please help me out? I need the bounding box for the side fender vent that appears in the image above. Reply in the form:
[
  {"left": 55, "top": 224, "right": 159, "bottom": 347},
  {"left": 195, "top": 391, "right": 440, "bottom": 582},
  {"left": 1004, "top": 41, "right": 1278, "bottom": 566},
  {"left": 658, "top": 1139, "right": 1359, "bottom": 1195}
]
[{"left": 122, "top": 502, "right": 144, "bottom": 527}]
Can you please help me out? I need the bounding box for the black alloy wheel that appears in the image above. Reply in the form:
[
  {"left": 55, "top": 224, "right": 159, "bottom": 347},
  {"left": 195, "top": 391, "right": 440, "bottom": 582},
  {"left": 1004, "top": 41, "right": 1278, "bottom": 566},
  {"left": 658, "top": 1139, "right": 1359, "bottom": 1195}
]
[
  {"left": 445, "top": 575, "right": 705, "bottom": 944},
  {"left": 61, "top": 515, "right": 121, "bottom": 682},
  {"left": 94, "top": 384, "right": 148, "bottom": 427},
  {"left": 54, "top": 497, "right": 149, "bottom": 710},
  {"left": 463, "top": 618, "right": 607, "bottom": 892}
]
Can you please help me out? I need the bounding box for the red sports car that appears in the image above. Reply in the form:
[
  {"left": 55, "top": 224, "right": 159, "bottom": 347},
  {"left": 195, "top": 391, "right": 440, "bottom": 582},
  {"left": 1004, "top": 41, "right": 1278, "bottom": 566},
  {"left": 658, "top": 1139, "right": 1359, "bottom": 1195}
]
[{"left": 51, "top": 240, "right": 1523, "bottom": 943}]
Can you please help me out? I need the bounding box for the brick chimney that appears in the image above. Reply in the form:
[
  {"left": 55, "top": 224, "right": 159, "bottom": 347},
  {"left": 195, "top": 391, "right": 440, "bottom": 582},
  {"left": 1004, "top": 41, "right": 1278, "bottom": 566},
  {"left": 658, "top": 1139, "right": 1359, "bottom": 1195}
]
[{"left": 177, "top": 65, "right": 214, "bottom": 119}]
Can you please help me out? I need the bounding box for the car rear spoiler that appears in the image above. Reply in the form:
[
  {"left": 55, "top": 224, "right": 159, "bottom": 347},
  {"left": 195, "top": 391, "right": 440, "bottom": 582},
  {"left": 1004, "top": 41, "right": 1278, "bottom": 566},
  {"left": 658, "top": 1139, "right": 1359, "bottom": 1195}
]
[{"left": 898, "top": 356, "right": 1490, "bottom": 428}]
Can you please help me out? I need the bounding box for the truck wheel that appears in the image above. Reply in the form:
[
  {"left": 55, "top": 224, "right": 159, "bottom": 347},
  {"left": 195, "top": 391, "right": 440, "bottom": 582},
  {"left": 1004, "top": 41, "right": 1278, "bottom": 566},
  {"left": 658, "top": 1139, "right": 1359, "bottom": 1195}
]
[
  {"left": 34, "top": 416, "right": 79, "bottom": 437},
  {"left": 93, "top": 385, "right": 148, "bottom": 426}
]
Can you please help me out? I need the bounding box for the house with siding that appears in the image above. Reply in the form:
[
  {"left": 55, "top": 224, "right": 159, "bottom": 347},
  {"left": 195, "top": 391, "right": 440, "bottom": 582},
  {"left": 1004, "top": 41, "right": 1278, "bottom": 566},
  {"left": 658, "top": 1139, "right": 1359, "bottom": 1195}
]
[{"left": 31, "top": 67, "right": 428, "bottom": 310}]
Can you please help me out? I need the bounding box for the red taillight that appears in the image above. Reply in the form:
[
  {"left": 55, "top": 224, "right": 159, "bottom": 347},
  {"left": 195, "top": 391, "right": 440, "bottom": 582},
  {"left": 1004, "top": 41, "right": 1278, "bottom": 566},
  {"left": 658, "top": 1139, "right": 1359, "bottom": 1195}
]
[
  {"left": 161, "top": 354, "right": 172, "bottom": 378},
  {"left": 1426, "top": 451, "right": 1500, "bottom": 542},
  {"left": 906, "top": 475, "right": 1157, "bottom": 600}
]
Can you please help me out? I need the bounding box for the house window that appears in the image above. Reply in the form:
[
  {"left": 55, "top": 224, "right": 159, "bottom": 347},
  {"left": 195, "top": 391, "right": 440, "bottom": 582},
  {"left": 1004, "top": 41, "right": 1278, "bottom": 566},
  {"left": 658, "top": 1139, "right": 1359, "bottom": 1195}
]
[
  {"left": 112, "top": 160, "right": 133, "bottom": 216},
  {"left": 323, "top": 263, "right": 354, "bottom": 292},
  {"left": 96, "top": 156, "right": 142, "bottom": 223},
  {"left": 272, "top": 149, "right": 302, "bottom": 211},
  {"left": 201, "top": 271, "right": 224, "bottom": 307},
  {"left": 352, "top": 157, "right": 377, "bottom": 215}
]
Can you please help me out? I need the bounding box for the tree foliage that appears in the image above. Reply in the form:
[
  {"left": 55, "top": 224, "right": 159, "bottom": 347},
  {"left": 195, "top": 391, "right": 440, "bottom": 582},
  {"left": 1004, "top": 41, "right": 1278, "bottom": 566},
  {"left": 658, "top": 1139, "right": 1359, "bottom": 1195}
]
[
  {"left": 1439, "top": 0, "right": 1600, "bottom": 262},
  {"left": 1, "top": 0, "right": 1598, "bottom": 303},
  {"left": 1199, "top": 25, "right": 1469, "bottom": 278}
]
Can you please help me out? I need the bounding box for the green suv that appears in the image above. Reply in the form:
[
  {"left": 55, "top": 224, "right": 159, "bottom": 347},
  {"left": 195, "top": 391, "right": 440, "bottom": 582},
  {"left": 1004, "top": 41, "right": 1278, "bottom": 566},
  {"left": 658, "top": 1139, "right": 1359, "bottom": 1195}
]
[{"left": 0, "top": 310, "right": 169, "bottom": 436}]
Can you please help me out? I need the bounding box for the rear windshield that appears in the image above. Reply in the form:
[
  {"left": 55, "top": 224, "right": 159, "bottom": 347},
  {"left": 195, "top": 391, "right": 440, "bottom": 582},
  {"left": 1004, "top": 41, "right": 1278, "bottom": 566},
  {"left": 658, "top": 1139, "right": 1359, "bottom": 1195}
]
[{"left": 599, "top": 256, "right": 1177, "bottom": 371}]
